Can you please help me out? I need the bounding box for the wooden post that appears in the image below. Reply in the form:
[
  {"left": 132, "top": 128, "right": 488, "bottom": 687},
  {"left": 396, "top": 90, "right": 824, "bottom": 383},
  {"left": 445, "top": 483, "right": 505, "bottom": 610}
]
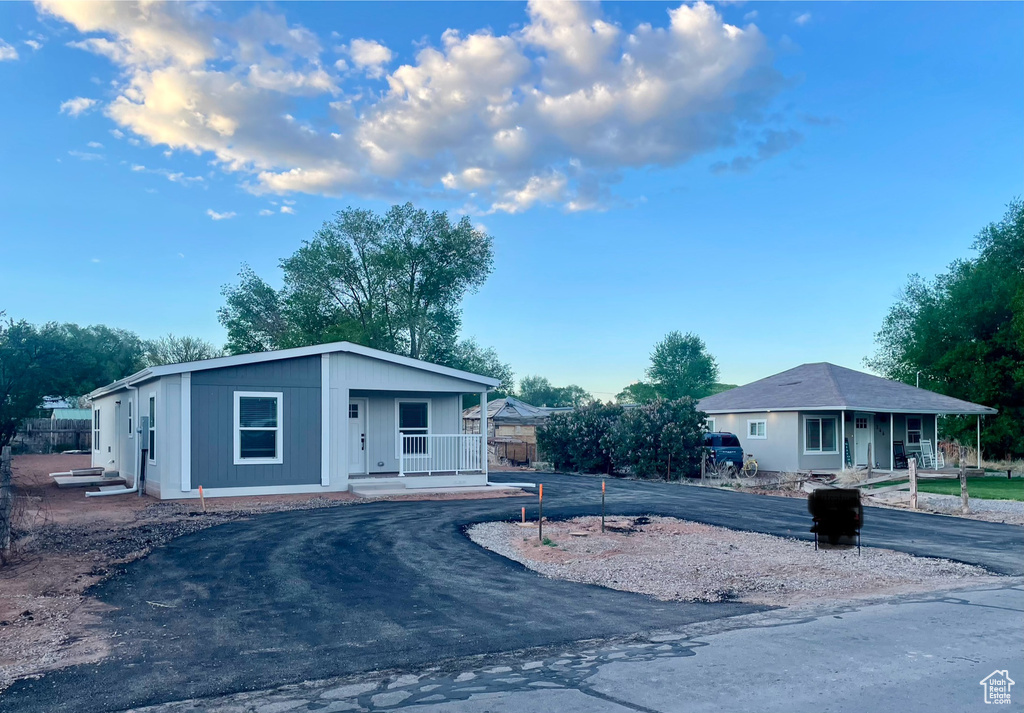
[
  {"left": 700, "top": 451, "right": 706, "bottom": 483},
  {"left": 976, "top": 415, "right": 982, "bottom": 469},
  {"left": 959, "top": 452, "right": 969, "bottom": 514},
  {"left": 909, "top": 457, "right": 918, "bottom": 510},
  {"left": 867, "top": 443, "right": 873, "bottom": 479}
]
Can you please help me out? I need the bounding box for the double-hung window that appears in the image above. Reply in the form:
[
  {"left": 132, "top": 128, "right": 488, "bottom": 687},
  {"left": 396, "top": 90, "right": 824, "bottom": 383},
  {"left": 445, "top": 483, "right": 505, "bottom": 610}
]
[
  {"left": 906, "top": 417, "right": 922, "bottom": 445},
  {"left": 148, "top": 395, "right": 156, "bottom": 462},
  {"left": 705, "top": 417, "right": 716, "bottom": 432},
  {"left": 747, "top": 419, "right": 767, "bottom": 439},
  {"left": 234, "top": 392, "right": 283, "bottom": 464},
  {"left": 397, "top": 400, "right": 430, "bottom": 456},
  {"left": 805, "top": 416, "right": 838, "bottom": 454},
  {"left": 93, "top": 409, "right": 100, "bottom": 451}
]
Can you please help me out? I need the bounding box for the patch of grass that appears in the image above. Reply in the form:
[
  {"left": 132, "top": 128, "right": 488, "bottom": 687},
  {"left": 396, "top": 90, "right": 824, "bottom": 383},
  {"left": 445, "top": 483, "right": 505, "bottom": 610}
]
[
  {"left": 918, "top": 477, "right": 1024, "bottom": 501},
  {"left": 541, "top": 536, "right": 557, "bottom": 547}
]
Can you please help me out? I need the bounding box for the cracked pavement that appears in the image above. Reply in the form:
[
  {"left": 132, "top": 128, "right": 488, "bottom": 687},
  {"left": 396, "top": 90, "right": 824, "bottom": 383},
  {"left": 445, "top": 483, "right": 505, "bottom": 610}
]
[{"left": 1, "top": 473, "right": 1021, "bottom": 713}]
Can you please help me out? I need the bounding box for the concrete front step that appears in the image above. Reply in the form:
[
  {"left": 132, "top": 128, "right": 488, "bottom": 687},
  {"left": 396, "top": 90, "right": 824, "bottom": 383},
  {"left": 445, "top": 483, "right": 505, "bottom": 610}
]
[
  {"left": 350, "top": 482, "right": 518, "bottom": 498},
  {"left": 53, "top": 475, "right": 127, "bottom": 489}
]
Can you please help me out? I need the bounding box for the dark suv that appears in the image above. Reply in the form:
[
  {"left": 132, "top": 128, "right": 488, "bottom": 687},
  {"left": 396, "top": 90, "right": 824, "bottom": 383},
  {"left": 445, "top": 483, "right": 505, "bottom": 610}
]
[{"left": 702, "top": 432, "right": 744, "bottom": 473}]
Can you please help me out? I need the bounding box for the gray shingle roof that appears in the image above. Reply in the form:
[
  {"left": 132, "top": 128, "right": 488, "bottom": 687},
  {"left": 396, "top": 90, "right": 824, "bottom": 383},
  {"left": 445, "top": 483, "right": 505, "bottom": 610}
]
[{"left": 697, "top": 363, "right": 996, "bottom": 415}]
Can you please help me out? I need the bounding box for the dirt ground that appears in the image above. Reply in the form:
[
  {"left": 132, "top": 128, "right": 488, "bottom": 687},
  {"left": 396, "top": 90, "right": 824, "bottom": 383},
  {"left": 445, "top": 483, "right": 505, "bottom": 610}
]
[
  {"left": 468, "top": 516, "right": 1000, "bottom": 606},
  {"left": 0, "top": 454, "right": 521, "bottom": 692}
]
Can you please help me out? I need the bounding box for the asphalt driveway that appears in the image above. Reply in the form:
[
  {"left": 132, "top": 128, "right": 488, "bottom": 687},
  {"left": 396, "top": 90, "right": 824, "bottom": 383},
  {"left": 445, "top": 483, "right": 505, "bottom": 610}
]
[{"left": 2, "top": 473, "right": 1021, "bottom": 713}]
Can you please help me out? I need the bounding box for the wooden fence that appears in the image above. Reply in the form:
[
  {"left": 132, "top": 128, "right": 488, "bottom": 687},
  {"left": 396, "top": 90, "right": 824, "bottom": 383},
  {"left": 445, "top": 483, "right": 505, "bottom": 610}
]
[
  {"left": 856, "top": 458, "right": 975, "bottom": 513},
  {"left": 13, "top": 418, "right": 92, "bottom": 454}
]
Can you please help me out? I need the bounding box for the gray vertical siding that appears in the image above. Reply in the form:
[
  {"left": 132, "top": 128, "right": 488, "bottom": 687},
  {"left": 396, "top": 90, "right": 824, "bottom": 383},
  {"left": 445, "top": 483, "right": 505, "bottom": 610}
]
[{"left": 191, "top": 356, "right": 321, "bottom": 489}]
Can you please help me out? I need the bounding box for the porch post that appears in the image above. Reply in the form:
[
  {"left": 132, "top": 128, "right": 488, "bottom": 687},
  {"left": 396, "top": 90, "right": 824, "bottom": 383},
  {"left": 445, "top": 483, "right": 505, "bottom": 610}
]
[
  {"left": 935, "top": 414, "right": 940, "bottom": 467},
  {"left": 320, "top": 354, "right": 330, "bottom": 487},
  {"left": 840, "top": 410, "right": 846, "bottom": 469},
  {"left": 889, "top": 413, "right": 894, "bottom": 472},
  {"left": 479, "top": 389, "right": 488, "bottom": 476},
  {"left": 976, "top": 415, "right": 982, "bottom": 468}
]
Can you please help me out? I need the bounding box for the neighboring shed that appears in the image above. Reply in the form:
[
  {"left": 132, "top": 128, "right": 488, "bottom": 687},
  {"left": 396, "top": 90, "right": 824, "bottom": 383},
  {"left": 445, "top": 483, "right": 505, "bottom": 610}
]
[
  {"left": 697, "top": 363, "right": 996, "bottom": 474},
  {"left": 462, "top": 396, "right": 571, "bottom": 466}
]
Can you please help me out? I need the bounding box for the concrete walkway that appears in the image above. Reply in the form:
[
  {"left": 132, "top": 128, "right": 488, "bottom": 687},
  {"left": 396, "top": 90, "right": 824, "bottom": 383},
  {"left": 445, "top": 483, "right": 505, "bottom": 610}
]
[{"left": 122, "top": 583, "right": 1024, "bottom": 713}]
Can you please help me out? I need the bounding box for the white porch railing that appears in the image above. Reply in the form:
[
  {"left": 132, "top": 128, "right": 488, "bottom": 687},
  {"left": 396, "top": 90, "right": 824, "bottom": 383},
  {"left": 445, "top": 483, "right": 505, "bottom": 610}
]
[{"left": 399, "top": 434, "right": 486, "bottom": 476}]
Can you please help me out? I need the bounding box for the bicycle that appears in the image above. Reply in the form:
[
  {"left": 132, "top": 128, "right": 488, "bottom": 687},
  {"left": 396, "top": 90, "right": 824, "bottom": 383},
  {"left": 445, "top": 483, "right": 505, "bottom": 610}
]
[{"left": 741, "top": 454, "right": 759, "bottom": 478}]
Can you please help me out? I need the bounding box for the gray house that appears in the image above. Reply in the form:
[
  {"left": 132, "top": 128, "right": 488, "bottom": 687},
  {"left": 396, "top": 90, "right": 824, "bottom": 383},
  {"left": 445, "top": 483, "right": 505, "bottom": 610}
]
[
  {"left": 696, "top": 363, "right": 995, "bottom": 473},
  {"left": 88, "top": 342, "right": 498, "bottom": 499}
]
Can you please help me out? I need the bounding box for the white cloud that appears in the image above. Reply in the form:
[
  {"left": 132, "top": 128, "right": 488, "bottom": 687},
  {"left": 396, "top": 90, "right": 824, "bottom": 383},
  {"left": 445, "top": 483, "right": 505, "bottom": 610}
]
[
  {"left": 794, "top": 13, "right": 812, "bottom": 26},
  {"left": 68, "top": 149, "right": 104, "bottom": 161},
  {"left": 279, "top": 205, "right": 296, "bottom": 214},
  {"left": 178, "top": 252, "right": 185, "bottom": 258},
  {"left": 60, "top": 96, "right": 98, "bottom": 116},
  {"left": 131, "top": 163, "right": 204, "bottom": 184},
  {"left": 40, "top": 0, "right": 794, "bottom": 214},
  {"left": 347, "top": 38, "right": 392, "bottom": 78},
  {"left": 744, "top": 11, "right": 758, "bottom": 21},
  {"left": 109, "top": 128, "right": 125, "bottom": 139},
  {"left": 258, "top": 208, "right": 274, "bottom": 216},
  {"left": 87, "top": 141, "right": 104, "bottom": 148},
  {"left": 206, "top": 209, "right": 236, "bottom": 220},
  {"left": 0, "top": 39, "right": 17, "bottom": 61},
  {"left": 25, "top": 39, "right": 43, "bottom": 51},
  {"left": 90, "top": 257, "right": 101, "bottom": 263}
]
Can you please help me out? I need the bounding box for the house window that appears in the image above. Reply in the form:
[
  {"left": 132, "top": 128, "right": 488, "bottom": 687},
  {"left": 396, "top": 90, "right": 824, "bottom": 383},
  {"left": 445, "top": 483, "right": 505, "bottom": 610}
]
[
  {"left": 234, "top": 392, "right": 283, "bottom": 465},
  {"left": 705, "top": 417, "right": 716, "bottom": 432},
  {"left": 906, "top": 417, "right": 922, "bottom": 445},
  {"left": 148, "top": 395, "right": 156, "bottom": 462},
  {"left": 93, "top": 409, "right": 100, "bottom": 451},
  {"left": 397, "top": 400, "right": 430, "bottom": 456},
  {"left": 805, "top": 416, "right": 838, "bottom": 454},
  {"left": 747, "top": 419, "right": 767, "bottom": 439},
  {"left": 349, "top": 403, "right": 359, "bottom": 419},
  {"left": 855, "top": 417, "right": 868, "bottom": 429},
  {"left": 127, "top": 400, "right": 133, "bottom": 438}
]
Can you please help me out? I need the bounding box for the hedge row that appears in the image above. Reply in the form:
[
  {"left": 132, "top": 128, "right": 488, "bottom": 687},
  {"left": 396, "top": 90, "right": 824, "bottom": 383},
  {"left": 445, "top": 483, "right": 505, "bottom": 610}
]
[{"left": 536, "top": 398, "right": 705, "bottom": 479}]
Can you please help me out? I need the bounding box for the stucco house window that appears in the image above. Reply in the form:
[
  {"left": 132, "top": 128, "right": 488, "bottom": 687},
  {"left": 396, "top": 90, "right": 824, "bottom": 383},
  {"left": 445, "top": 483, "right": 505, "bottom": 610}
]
[
  {"left": 906, "top": 417, "right": 922, "bottom": 445},
  {"left": 397, "top": 399, "right": 430, "bottom": 455},
  {"left": 805, "top": 416, "right": 838, "bottom": 454},
  {"left": 747, "top": 419, "right": 767, "bottom": 439},
  {"left": 234, "top": 392, "right": 283, "bottom": 465}
]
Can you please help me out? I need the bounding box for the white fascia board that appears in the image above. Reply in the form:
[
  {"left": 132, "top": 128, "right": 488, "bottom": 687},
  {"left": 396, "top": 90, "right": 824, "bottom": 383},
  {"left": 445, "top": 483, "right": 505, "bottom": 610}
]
[
  {"left": 701, "top": 406, "right": 997, "bottom": 415},
  {"left": 90, "top": 342, "right": 499, "bottom": 398}
]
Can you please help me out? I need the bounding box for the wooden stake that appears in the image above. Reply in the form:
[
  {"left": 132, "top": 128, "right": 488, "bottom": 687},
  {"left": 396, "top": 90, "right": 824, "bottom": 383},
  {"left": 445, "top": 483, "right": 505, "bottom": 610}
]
[
  {"left": 601, "top": 480, "right": 605, "bottom": 533},
  {"left": 538, "top": 484, "right": 543, "bottom": 541},
  {"left": 198, "top": 485, "right": 207, "bottom": 513}
]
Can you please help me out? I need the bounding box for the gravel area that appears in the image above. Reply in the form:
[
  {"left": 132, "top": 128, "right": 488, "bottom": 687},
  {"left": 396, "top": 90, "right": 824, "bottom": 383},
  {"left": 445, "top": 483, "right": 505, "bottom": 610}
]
[{"left": 468, "top": 516, "right": 997, "bottom": 605}]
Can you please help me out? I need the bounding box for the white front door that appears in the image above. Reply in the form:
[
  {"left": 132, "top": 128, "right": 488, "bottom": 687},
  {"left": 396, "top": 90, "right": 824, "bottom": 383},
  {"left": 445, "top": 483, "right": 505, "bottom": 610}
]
[
  {"left": 854, "top": 413, "right": 872, "bottom": 466},
  {"left": 348, "top": 399, "right": 367, "bottom": 474}
]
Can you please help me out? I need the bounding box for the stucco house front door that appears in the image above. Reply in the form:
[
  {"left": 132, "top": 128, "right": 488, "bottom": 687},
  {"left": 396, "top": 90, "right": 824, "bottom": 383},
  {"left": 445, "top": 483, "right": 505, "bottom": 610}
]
[{"left": 854, "top": 413, "right": 873, "bottom": 466}]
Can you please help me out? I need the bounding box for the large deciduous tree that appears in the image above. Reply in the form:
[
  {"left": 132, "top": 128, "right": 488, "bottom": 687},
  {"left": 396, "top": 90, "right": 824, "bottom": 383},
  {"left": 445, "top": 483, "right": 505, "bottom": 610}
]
[
  {"left": 518, "top": 375, "right": 592, "bottom": 407},
  {"left": 868, "top": 200, "right": 1024, "bottom": 459},
  {"left": 145, "top": 335, "right": 224, "bottom": 366},
  {"left": 617, "top": 332, "right": 720, "bottom": 403},
  {"left": 0, "top": 319, "right": 147, "bottom": 447}
]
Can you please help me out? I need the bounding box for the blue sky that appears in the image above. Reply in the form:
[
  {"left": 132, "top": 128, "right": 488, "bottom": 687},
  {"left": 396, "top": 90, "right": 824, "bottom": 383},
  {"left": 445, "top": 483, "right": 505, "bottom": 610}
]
[{"left": 1, "top": 1, "right": 1020, "bottom": 400}]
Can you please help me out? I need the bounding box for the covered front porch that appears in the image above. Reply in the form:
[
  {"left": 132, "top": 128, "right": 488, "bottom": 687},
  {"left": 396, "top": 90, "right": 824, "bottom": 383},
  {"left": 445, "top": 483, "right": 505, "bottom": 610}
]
[
  {"left": 799, "top": 409, "right": 986, "bottom": 473},
  {"left": 342, "top": 389, "right": 489, "bottom": 491}
]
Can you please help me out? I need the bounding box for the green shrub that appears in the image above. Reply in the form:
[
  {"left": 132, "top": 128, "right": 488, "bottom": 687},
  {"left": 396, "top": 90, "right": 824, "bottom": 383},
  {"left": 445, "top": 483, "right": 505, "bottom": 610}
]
[
  {"left": 609, "top": 398, "right": 705, "bottom": 479},
  {"left": 538, "top": 398, "right": 705, "bottom": 478},
  {"left": 537, "top": 402, "right": 623, "bottom": 473}
]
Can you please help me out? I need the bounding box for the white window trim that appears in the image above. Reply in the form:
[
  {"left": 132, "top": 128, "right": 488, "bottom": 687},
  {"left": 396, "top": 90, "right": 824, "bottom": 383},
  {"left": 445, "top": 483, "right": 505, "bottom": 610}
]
[
  {"left": 747, "top": 419, "right": 767, "bottom": 440},
  {"left": 705, "top": 417, "right": 716, "bottom": 432},
  {"left": 127, "top": 400, "right": 133, "bottom": 438},
  {"left": 148, "top": 393, "right": 157, "bottom": 464},
  {"left": 234, "top": 391, "right": 284, "bottom": 465},
  {"left": 93, "top": 409, "right": 101, "bottom": 451},
  {"left": 803, "top": 415, "right": 839, "bottom": 455},
  {"left": 395, "top": 398, "right": 431, "bottom": 459}
]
